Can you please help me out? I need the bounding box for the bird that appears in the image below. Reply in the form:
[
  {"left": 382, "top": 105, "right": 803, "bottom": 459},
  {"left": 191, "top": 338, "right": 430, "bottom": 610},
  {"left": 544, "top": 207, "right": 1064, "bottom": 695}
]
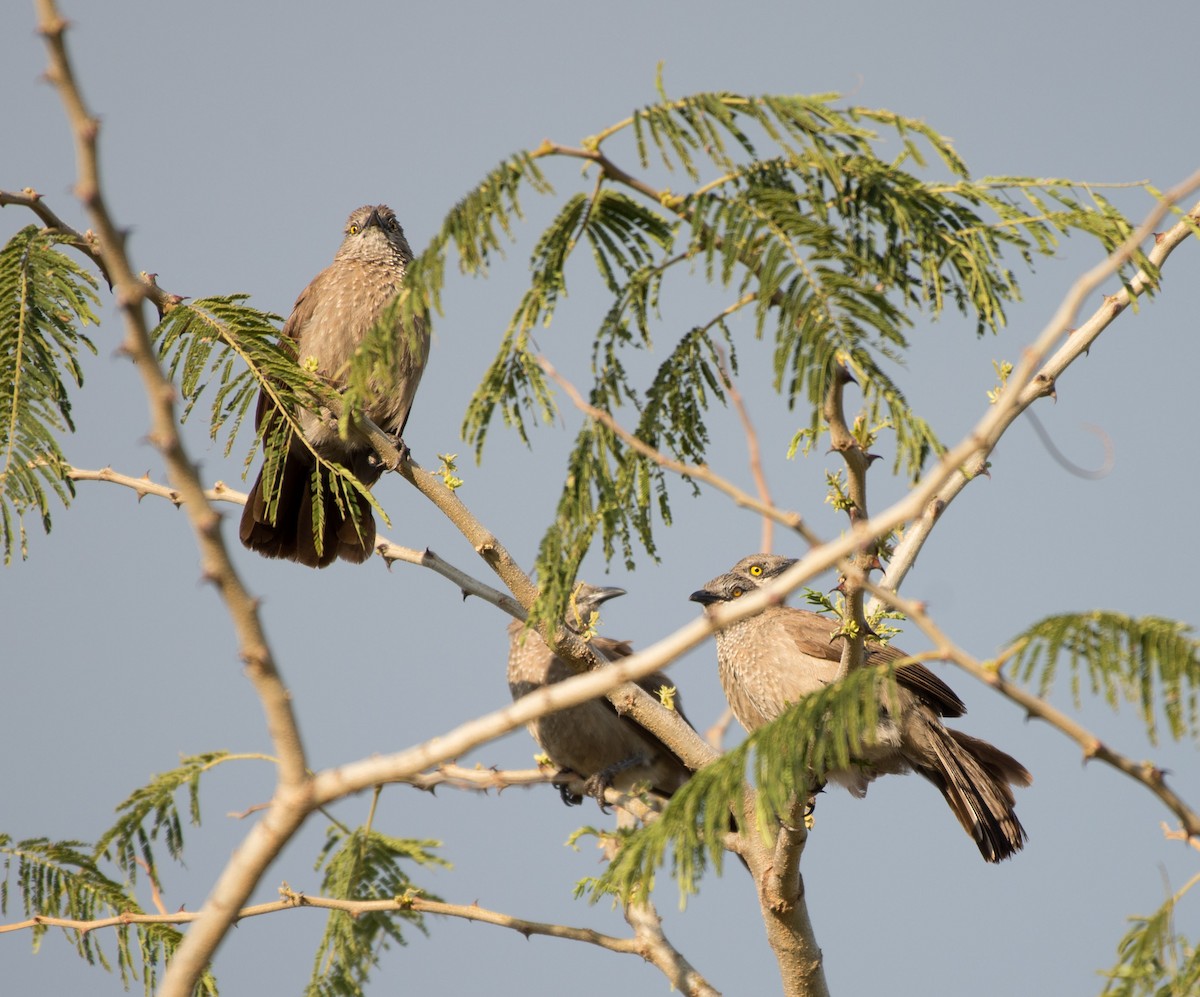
[
  {"left": 689, "top": 553, "right": 1031, "bottom": 863},
  {"left": 239, "top": 204, "right": 428, "bottom": 568},
  {"left": 507, "top": 583, "right": 694, "bottom": 806}
]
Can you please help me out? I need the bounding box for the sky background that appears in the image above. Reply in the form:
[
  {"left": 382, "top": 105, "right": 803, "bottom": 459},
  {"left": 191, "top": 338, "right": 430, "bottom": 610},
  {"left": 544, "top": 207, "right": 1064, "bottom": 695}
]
[{"left": 3, "top": 2, "right": 1199, "bottom": 995}]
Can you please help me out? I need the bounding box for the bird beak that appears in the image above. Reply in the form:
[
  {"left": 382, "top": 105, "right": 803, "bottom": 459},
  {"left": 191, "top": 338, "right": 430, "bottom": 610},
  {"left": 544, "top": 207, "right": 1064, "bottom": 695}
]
[
  {"left": 589, "top": 586, "right": 627, "bottom": 606},
  {"left": 689, "top": 589, "right": 721, "bottom": 606},
  {"left": 364, "top": 207, "right": 385, "bottom": 230}
]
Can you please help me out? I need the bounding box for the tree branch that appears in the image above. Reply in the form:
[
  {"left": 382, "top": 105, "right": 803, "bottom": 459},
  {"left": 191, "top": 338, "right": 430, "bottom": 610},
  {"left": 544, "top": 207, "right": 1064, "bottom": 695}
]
[
  {"left": 67, "top": 456, "right": 721, "bottom": 784},
  {"left": 537, "top": 355, "right": 820, "bottom": 546},
  {"left": 33, "top": 6, "right": 312, "bottom": 994},
  {"left": 873, "top": 181, "right": 1200, "bottom": 607},
  {"left": 735, "top": 788, "right": 829, "bottom": 997},
  {"left": 396, "top": 449, "right": 539, "bottom": 609},
  {"left": 624, "top": 901, "right": 722, "bottom": 997},
  {"left": 0, "top": 887, "right": 639, "bottom": 956},
  {"left": 821, "top": 358, "right": 876, "bottom": 680},
  {"left": 858, "top": 574, "right": 1200, "bottom": 841},
  {"left": 715, "top": 345, "right": 775, "bottom": 554},
  {"left": 0, "top": 186, "right": 183, "bottom": 313}
]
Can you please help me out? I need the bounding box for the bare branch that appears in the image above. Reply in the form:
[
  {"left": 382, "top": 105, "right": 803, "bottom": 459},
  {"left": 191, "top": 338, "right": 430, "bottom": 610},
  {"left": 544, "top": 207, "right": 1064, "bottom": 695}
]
[
  {"left": 715, "top": 345, "right": 775, "bottom": 554},
  {"left": 858, "top": 574, "right": 1200, "bottom": 842},
  {"left": 875, "top": 181, "right": 1200, "bottom": 605},
  {"left": 67, "top": 465, "right": 244, "bottom": 507},
  {"left": 0, "top": 887, "right": 642, "bottom": 957},
  {"left": 68, "top": 463, "right": 522, "bottom": 616},
  {"left": 734, "top": 788, "right": 830, "bottom": 997},
  {"left": 538, "top": 355, "right": 820, "bottom": 546},
  {"left": 395, "top": 448, "right": 540, "bottom": 608},
  {"left": 624, "top": 902, "right": 722, "bottom": 997},
  {"left": 0, "top": 186, "right": 183, "bottom": 313},
  {"left": 393, "top": 763, "right": 557, "bottom": 793},
  {"left": 821, "top": 359, "right": 875, "bottom": 680},
  {"left": 376, "top": 542, "right": 526, "bottom": 620},
  {"left": 765, "top": 796, "right": 809, "bottom": 914},
  {"left": 704, "top": 706, "right": 736, "bottom": 750},
  {"left": 33, "top": 6, "right": 311, "bottom": 993}
]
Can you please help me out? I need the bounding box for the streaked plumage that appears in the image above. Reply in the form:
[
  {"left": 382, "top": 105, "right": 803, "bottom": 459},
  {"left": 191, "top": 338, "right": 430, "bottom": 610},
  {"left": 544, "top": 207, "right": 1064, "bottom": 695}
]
[
  {"left": 240, "top": 204, "right": 428, "bottom": 567},
  {"left": 691, "top": 553, "right": 1031, "bottom": 863},
  {"left": 508, "top": 584, "right": 693, "bottom": 804}
]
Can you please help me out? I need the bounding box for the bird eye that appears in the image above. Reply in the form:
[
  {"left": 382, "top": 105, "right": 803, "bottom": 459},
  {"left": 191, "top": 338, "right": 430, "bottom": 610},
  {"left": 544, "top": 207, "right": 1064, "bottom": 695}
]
[
  {"left": 731, "top": 587, "right": 744, "bottom": 598},
  {"left": 749, "top": 564, "right": 763, "bottom": 576},
  {"left": 348, "top": 224, "right": 360, "bottom": 235}
]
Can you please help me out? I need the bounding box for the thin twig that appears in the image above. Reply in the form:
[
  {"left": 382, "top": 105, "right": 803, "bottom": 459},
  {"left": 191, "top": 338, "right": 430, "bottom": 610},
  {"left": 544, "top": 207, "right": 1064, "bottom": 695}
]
[
  {"left": 714, "top": 345, "right": 774, "bottom": 554},
  {"left": 537, "top": 356, "right": 821, "bottom": 546},
  {"left": 65, "top": 464, "right": 524, "bottom": 618},
  {"left": 704, "top": 707, "right": 736, "bottom": 751},
  {"left": 393, "top": 763, "right": 557, "bottom": 793},
  {"left": 858, "top": 574, "right": 1200, "bottom": 841},
  {"left": 624, "top": 902, "right": 722, "bottom": 997},
  {"left": 0, "top": 186, "right": 182, "bottom": 313},
  {"left": 874, "top": 181, "right": 1200, "bottom": 605},
  {"left": 0, "top": 888, "right": 644, "bottom": 958}
]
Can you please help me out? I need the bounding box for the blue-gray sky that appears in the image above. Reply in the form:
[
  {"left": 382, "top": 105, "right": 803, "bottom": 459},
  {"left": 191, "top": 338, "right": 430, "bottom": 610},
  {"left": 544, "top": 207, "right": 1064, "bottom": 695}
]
[{"left": 3, "top": 2, "right": 1199, "bottom": 994}]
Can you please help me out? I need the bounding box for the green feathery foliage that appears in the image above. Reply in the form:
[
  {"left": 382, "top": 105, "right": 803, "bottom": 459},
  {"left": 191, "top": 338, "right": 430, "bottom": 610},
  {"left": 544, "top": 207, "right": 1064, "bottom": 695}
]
[
  {"left": 0, "top": 835, "right": 217, "bottom": 997},
  {"left": 1009, "top": 612, "right": 1200, "bottom": 744},
  {"left": 0, "top": 225, "right": 98, "bottom": 563},
  {"left": 1099, "top": 873, "right": 1200, "bottom": 997},
  {"left": 92, "top": 751, "right": 245, "bottom": 888},
  {"left": 580, "top": 664, "right": 892, "bottom": 905},
  {"left": 153, "top": 295, "right": 384, "bottom": 556},
  {"left": 419, "top": 88, "right": 1149, "bottom": 607},
  {"left": 154, "top": 295, "right": 287, "bottom": 458},
  {"left": 307, "top": 823, "right": 447, "bottom": 997}
]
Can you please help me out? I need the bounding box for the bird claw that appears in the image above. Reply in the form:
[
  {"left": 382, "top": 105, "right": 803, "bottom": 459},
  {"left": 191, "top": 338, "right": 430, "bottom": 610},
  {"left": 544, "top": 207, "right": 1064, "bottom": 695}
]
[
  {"left": 583, "top": 772, "right": 614, "bottom": 813},
  {"left": 368, "top": 434, "right": 408, "bottom": 472},
  {"left": 389, "top": 433, "right": 410, "bottom": 466},
  {"left": 551, "top": 770, "right": 584, "bottom": 807}
]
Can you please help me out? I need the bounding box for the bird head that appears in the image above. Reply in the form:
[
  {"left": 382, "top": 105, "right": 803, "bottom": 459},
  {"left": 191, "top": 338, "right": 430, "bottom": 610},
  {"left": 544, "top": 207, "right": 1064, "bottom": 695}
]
[
  {"left": 689, "top": 553, "right": 798, "bottom": 607},
  {"left": 567, "top": 582, "right": 626, "bottom": 633},
  {"left": 336, "top": 203, "right": 413, "bottom": 262}
]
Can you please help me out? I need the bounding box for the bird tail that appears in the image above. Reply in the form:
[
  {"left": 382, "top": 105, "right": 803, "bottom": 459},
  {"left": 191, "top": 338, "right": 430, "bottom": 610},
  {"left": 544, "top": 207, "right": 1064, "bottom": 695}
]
[
  {"left": 239, "top": 444, "right": 376, "bottom": 568},
  {"left": 917, "top": 725, "right": 1031, "bottom": 863}
]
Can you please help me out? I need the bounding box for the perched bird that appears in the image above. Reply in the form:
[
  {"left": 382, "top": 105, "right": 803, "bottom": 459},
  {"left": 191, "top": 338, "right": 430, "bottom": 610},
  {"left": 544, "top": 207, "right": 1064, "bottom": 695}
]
[
  {"left": 690, "top": 554, "right": 1031, "bottom": 863},
  {"left": 240, "top": 204, "right": 428, "bottom": 567},
  {"left": 507, "top": 584, "right": 693, "bottom": 805}
]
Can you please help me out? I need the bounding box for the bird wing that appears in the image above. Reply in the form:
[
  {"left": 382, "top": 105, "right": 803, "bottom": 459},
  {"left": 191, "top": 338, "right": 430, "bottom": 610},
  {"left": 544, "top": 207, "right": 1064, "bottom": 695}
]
[
  {"left": 870, "top": 642, "right": 967, "bottom": 718},
  {"left": 772, "top": 609, "right": 967, "bottom": 718}
]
